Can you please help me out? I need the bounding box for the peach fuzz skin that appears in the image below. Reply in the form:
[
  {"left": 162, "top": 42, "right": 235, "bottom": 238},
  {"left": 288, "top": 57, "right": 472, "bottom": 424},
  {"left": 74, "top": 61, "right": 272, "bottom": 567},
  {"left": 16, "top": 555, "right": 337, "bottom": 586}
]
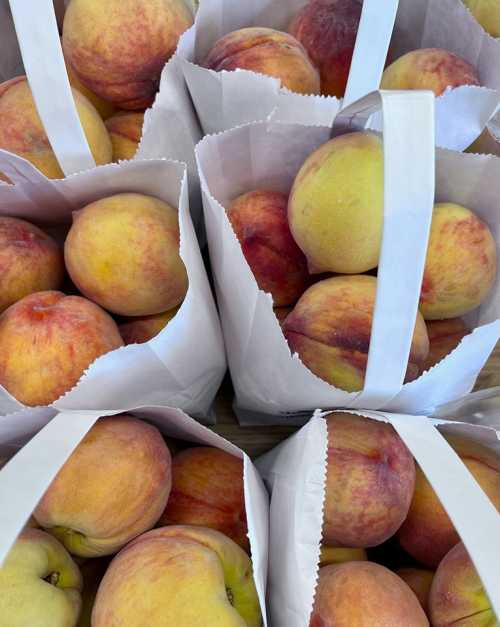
[
  {"left": 158, "top": 447, "right": 249, "bottom": 551},
  {"left": 203, "top": 27, "right": 320, "bottom": 96},
  {"left": 0, "top": 217, "right": 64, "bottom": 313},
  {"left": 64, "top": 51, "right": 116, "bottom": 120},
  {"left": 322, "top": 413, "right": 416, "bottom": 548},
  {"left": 283, "top": 275, "right": 429, "bottom": 392},
  {"left": 63, "top": 0, "right": 193, "bottom": 109},
  {"left": 0, "top": 76, "right": 112, "bottom": 179},
  {"left": 463, "top": 0, "right": 500, "bottom": 37},
  {"left": 64, "top": 193, "right": 188, "bottom": 317},
  {"left": 381, "top": 48, "right": 479, "bottom": 96},
  {"left": 227, "top": 190, "right": 309, "bottom": 307},
  {"left": 420, "top": 203, "right": 496, "bottom": 320},
  {"left": 396, "top": 568, "right": 434, "bottom": 613},
  {"left": 0, "top": 291, "right": 123, "bottom": 406},
  {"left": 423, "top": 318, "right": 469, "bottom": 371},
  {"left": 105, "top": 111, "right": 145, "bottom": 161},
  {"left": 310, "top": 562, "right": 429, "bottom": 627},
  {"left": 397, "top": 438, "right": 500, "bottom": 568},
  {"left": 34, "top": 415, "right": 172, "bottom": 558},
  {"left": 289, "top": 0, "right": 363, "bottom": 97},
  {"left": 319, "top": 545, "right": 367, "bottom": 567},
  {"left": 288, "top": 132, "right": 384, "bottom": 275},
  {"left": 429, "top": 542, "right": 497, "bottom": 627},
  {"left": 119, "top": 307, "right": 179, "bottom": 345},
  {"left": 92, "top": 526, "right": 262, "bottom": 627}
]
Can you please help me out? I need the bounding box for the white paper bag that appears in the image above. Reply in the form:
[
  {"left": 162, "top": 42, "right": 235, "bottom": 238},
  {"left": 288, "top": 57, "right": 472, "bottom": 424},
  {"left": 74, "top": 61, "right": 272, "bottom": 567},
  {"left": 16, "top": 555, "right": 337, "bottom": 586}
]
[
  {"left": 256, "top": 410, "right": 500, "bottom": 627},
  {"left": 0, "top": 404, "right": 269, "bottom": 625},
  {"left": 196, "top": 90, "right": 500, "bottom": 422}
]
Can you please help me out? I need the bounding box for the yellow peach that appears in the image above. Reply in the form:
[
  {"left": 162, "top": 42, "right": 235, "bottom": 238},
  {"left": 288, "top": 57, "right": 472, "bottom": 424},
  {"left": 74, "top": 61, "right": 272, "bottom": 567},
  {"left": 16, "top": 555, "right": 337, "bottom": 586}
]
[
  {"left": 105, "top": 111, "right": 145, "bottom": 161},
  {"left": 119, "top": 307, "right": 179, "bottom": 345},
  {"left": 423, "top": 318, "right": 469, "bottom": 370},
  {"left": 463, "top": 0, "right": 500, "bottom": 37}
]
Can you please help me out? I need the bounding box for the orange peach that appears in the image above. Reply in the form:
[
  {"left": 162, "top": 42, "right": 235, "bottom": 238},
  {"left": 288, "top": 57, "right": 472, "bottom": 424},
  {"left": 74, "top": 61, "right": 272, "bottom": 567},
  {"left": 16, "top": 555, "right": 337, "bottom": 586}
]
[
  {"left": 423, "top": 318, "right": 469, "bottom": 370},
  {"left": 92, "top": 526, "right": 262, "bottom": 627},
  {"left": 64, "top": 51, "right": 116, "bottom": 120},
  {"left": 35, "top": 415, "right": 172, "bottom": 557},
  {"left": 119, "top": 307, "right": 179, "bottom": 345},
  {"left": 283, "top": 275, "right": 429, "bottom": 392},
  {"left": 381, "top": 48, "right": 480, "bottom": 96},
  {"left": 105, "top": 111, "right": 145, "bottom": 161},
  {"left": 288, "top": 132, "right": 384, "bottom": 274},
  {"left": 429, "top": 542, "right": 496, "bottom": 626},
  {"left": 64, "top": 193, "right": 188, "bottom": 316},
  {"left": 310, "top": 562, "right": 429, "bottom": 626},
  {"left": 420, "top": 204, "right": 496, "bottom": 320},
  {"left": 204, "top": 27, "right": 321, "bottom": 95},
  {"left": 463, "top": 0, "right": 500, "bottom": 37},
  {"left": 396, "top": 568, "right": 434, "bottom": 613},
  {"left": 319, "top": 545, "right": 367, "bottom": 567},
  {"left": 227, "top": 190, "right": 309, "bottom": 307},
  {"left": 0, "top": 76, "right": 112, "bottom": 179},
  {"left": 63, "top": 0, "right": 193, "bottom": 109},
  {"left": 0, "top": 217, "right": 64, "bottom": 313},
  {"left": 397, "top": 438, "right": 500, "bottom": 568},
  {"left": 289, "top": 0, "right": 363, "bottom": 97},
  {"left": 0, "top": 291, "right": 123, "bottom": 406},
  {"left": 158, "top": 447, "right": 248, "bottom": 551},
  {"left": 322, "top": 413, "right": 416, "bottom": 548}
]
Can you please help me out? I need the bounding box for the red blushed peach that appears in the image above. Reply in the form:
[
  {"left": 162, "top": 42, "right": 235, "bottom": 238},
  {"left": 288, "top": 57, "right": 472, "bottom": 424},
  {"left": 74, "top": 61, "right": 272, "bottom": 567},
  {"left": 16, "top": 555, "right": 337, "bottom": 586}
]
[
  {"left": 158, "top": 447, "right": 248, "bottom": 551},
  {"left": 227, "top": 190, "right": 309, "bottom": 307},
  {"left": 381, "top": 48, "right": 480, "bottom": 96},
  {"left": 0, "top": 217, "right": 65, "bottom": 313},
  {"left": 0, "top": 291, "right": 123, "bottom": 406},
  {"left": 204, "top": 27, "right": 321, "bottom": 95},
  {"left": 274, "top": 306, "right": 293, "bottom": 327},
  {"left": 283, "top": 275, "right": 429, "bottom": 392},
  {"left": 63, "top": 0, "right": 193, "bottom": 110},
  {"left": 119, "top": 307, "right": 179, "bottom": 345},
  {"left": 310, "top": 562, "right": 429, "bottom": 626},
  {"left": 34, "top": 415, "right": 172, "bottom": 558},
  {"left": 289, "top": 0, "right": 363, "bottom": 97},
  {"left": 396, "top": 568, "right": 434, "bottom": 614},
  {"left": 105, "top": 111, "right": 145, "bottom": 161},
  {"left": 323, "top": 413, "right": 416, "bottom": 548},
  {"left": 429, "top": 542, "right": 496, "bottom": 626},
  {"left": 423, "top": 318, "right": 469, "bottom": 370}
]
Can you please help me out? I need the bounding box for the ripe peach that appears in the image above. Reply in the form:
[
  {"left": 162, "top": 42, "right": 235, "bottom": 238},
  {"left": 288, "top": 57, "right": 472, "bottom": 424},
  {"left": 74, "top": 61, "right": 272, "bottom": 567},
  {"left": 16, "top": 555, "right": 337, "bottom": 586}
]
[
  {"left": 274, "top": 306, "right": 293, "bottom": 327},
  {"left": 203, "top": 27, "right": 321, "bottom": 95},
  {"left": 289, "top": 0, "right": 363, "bottom": 97},
  {"left": 105, "top": 112, "right": 145, "bottom": 161},
  {"left": 322, "top": 413, "right": 416, "bottom": 548},
  {"left": 227, "top": 190, "right": 309, "bottom": 307},
  {"left": 396, "top": 568, "right": 434, "bottom": 613},
  {"left": 119, "top": 307, "right": 179, "bottom": 345},
  {"left": 0, "top": 217, "right": 64, "bottom": 313},
  {"left": 64, "top": 193, "right": 188, "bottom": 316},
  {"left": 92, "top": 526, "right": 262, "bottom": 627},
  {"left": 463, "top": 0, "right": 500, "bottom": 37},
  {"left": 0, "top": 291, "right": 123, "bottom": 406},
  {"left": 381, "top": 48, "right": 480, "bottom": 96},
  {"left": 288, "top": 132, "right": 383, "bottom": 274},
  {"left": 158, "top": 447, "right": 248, "bottom": 551},
  {"left": 0, "top": 76, "right": 112, "bottom": 179},
  {"left": 63, "top": 0, "right": 193, "bottom": 109},
  {"left": 283, "top": 275, "right": 429, "bottom": 392},
  {"left": 429, "top": 542, "right": 496, "bottom": 626},
  {"left": 319, "top": 545, "right": 367, "bottom": 567},
  {"left": 35, "top": 415, "right": 172, "bottom": 557},
  {"left": 310, "top": 562, "right": 429, "bottom": 626},
  {"left": 423, "top": 318, "right": 469, "bottom": 370}
]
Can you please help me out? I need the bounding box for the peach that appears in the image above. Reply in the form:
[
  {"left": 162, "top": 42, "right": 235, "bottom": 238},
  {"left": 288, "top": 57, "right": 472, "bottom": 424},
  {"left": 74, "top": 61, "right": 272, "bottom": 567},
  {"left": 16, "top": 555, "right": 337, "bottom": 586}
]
[
  {"left": 227, "top": 190, "right": 309, "bottom": 307},
  {"left": 322, "top": 413, "right": 416, "bottom": 548},
  {"left": 283, "top": 275, "right": 429, "bottom": 392},
  {"left": 0, "top": 291, "right": 123, "bottom": 406},
  {"left": 288, "top": 132, "right": 383, "bottom": 274},
  {"left": 381, "top": 48, "right": 480, "bottom": 96},
  {"left": 429, "top": 542, "right": 496, "bottom": 626},
  {"left": 423, "top": 318, "right": 469, "bottom": 370},
  {"left": 396, "top": 568, "right": 434, "bottom": 613},
  {"left": 289, "top": 0, "right": 363, "bottom": 97},
  {"left": 319, "top": 545, "right": 367, "bottom": 567},
  {"left": 35, "top": 415, "right": 172, "bottom": 558},
  {"left": 310, "top": 562, "right": 429, "bottom": 626},
  {"left": 78, "top": 558, "right": 110, "bottom": 627},
  {"left": 397, "top": 438, "right": 500, "bottom": 568},
  {"left": 64, "top": 193, "right": 188, "bottom": 316},
  {"left": 203, "top": 27, "right": 321, "bottom": 96},
  {"left": 119, "top": 307, "right": 179, "bottom": 345},
  {"left": 274, "top": 306, "right": 293, "bottom": 326},
  {"left": 105, "top": 111, "right": 145, "bottom": 161},
  {"left": 92, "top": 525, "right": 262, "bottom": 627},
  {"left": 420, "top": 203, "right": 496, "bottom": 319},
  {"left": 63, "top": 0, "right": 193, "bottom": 110},
  {"left": 463, "top": 0, "right": 500, "bottom": 37},
  {"left": 158, "top": 447, "right": 248, "bottom": 551},
  {"left": 0, "top": 76, "right": 112, "bottom": 179},
  {"left": 0, "top": 217, "right": 64, "bottom": 313}
]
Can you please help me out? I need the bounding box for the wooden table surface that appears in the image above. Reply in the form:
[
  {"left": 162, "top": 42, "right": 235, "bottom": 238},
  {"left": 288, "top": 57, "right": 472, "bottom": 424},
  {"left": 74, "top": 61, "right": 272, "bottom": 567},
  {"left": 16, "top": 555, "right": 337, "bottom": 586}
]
[{"left": 211, "top": 344, "right": 500, "bottom": 458}]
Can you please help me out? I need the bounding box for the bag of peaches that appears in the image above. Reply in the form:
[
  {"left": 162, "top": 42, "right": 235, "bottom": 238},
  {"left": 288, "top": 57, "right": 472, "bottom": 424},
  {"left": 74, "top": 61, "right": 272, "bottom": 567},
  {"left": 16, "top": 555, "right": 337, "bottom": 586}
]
[
  {"left": 177, "top": 0, "right": 499, "bottom": 150},
  {"left": 0, "top": 0, "right": 225, "bottom": 419},
  {"left": 197, "top": 89, "right": 500, "bottom": 423}
]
